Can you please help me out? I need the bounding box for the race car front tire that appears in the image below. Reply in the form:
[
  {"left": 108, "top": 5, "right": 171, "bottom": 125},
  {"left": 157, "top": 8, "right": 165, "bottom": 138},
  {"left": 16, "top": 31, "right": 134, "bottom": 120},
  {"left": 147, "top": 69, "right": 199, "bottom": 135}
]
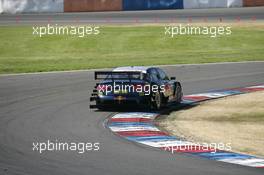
[{"left": 175, "top": 83, "right": 183, "bottom": 103}]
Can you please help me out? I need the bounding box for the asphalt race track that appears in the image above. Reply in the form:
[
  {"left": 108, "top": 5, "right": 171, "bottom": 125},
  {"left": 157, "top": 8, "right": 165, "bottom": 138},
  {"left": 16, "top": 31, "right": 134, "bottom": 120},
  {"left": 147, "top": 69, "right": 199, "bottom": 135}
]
[
  {"left": 0, "top": 7, "right": 264, "bottom": 25},
  {"left": 0, "top": 62, "right": 264, "bottom": 175}
]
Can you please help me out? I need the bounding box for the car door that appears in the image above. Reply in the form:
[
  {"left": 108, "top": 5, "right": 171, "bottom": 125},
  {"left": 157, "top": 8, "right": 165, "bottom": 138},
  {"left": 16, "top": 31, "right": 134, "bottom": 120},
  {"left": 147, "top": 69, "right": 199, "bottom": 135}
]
[{"left": 147, "top": 68, "right": 160, "bottom": 85}]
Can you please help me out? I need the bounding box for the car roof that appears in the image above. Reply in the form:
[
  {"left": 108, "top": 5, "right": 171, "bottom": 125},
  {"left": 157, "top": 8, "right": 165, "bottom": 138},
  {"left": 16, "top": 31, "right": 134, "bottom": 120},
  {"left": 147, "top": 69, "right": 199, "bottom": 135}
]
[{"left": 112, "top": 66, "right": 152, "bottom": 73}]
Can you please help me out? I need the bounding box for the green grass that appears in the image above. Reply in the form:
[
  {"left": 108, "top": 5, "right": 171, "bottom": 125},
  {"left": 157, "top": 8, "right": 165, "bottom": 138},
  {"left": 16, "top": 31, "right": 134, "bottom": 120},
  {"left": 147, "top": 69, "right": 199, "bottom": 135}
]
[{"left": 0, "top": 25, "right": 264, "bottom": 73}]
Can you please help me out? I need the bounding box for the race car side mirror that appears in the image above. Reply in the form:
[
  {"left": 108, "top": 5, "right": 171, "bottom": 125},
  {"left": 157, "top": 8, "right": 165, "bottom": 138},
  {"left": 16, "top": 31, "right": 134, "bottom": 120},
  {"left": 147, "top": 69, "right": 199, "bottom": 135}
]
[{"left": 170, "top": 77, "right": 176, "bottom": 80}]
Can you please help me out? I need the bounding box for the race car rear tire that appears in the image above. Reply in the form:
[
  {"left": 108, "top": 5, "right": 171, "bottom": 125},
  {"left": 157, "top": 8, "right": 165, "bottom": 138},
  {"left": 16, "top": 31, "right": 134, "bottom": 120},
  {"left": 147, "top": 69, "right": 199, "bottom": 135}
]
[{"left": 151, "top": 92, "right": 162, "bottom": 110}]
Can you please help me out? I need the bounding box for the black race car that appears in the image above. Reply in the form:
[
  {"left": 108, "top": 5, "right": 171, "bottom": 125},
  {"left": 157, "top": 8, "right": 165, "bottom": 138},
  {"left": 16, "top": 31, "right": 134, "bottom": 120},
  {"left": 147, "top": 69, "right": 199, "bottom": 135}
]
[{"left": 90, "top": 66, "right": 182, "bottom": 110}]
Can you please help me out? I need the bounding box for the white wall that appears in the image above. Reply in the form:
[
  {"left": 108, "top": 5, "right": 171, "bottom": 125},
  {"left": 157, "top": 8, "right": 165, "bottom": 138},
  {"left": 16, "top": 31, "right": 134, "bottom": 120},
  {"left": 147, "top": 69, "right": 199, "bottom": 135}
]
[
  {"left": 184, "top": 0, "right": 242, "bottom": 9},
  {"left": 227, "top": 0, "right": 243, "bottom": 7},
  {"left": 1, "top": 0, "right": 63, "bottom": 14},
  {"left": 0, "top": 0, "right": 3, "bottom": 13}
]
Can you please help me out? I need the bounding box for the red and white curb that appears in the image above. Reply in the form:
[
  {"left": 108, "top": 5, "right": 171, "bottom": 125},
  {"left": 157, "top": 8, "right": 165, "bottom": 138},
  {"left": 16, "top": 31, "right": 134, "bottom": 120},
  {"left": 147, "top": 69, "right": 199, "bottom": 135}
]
[{"left": 107, "top": 84, "right": 264, "bottom": 168}]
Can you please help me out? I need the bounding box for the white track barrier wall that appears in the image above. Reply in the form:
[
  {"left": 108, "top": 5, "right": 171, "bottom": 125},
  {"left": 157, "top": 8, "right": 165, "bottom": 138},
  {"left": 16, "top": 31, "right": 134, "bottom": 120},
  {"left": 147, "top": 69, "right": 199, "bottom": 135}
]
[
  {"left": 0, "top": 0, "right": 3, "bottom": 13},
  {"left": 1, "top": 0, "right": 63, "bottom": 14},
  {"left": 184, "top": 0, "right": 242, "bottom": 9}
]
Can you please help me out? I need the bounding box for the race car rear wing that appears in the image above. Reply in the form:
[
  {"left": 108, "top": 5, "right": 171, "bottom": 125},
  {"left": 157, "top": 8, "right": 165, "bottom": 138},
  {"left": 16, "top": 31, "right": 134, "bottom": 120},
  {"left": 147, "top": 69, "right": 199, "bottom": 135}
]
[{"left": 94, "top": 71, "right": 144, "bottom": 81}]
